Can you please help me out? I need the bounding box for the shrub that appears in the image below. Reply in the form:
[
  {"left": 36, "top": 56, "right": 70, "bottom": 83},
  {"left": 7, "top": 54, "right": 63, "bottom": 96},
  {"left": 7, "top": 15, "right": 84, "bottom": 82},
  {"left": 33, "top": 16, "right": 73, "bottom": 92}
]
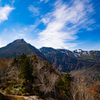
[
  {"left": 25, "top": 93, "right": 30, "bottom": 96},
  {"left": 4, "top": 87, "right": 11, "bottom": 94}
]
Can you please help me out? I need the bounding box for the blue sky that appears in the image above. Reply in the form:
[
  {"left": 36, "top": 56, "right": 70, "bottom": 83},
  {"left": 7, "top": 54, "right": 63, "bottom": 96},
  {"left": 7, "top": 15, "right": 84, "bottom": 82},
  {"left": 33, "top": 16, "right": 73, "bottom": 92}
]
[{"left": 0, "top": 0, "right": 100, "bottom": 50}]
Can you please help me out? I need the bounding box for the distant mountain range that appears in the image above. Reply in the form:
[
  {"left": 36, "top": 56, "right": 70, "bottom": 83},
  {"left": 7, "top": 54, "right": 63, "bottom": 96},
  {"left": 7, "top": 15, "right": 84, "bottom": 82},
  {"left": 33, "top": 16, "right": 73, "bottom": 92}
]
[
  {"left": 40, "top": 47, "right": 100, "bottom": 72},
  {"left": 40, "top": 47, "right": 100, "bottom": 61},
  {"left": 0, "top": 39, "right": 100, "bottom": 73}
]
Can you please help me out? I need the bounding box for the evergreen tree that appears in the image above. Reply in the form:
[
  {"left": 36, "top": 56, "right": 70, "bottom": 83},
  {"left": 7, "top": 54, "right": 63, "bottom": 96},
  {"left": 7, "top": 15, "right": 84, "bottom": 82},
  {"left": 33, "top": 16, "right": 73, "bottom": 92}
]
[
  {"left": 18, "top": 53, "right": 27, "bottom": 66},
  {"left": 57, "top": 72, "right": 72, "bottom": 98},
  {"left": 19, "top": 57, "right": 33, "bottom": 83},
  {"left": 11, "top": 53, "right": 34, "bottom": 92}
]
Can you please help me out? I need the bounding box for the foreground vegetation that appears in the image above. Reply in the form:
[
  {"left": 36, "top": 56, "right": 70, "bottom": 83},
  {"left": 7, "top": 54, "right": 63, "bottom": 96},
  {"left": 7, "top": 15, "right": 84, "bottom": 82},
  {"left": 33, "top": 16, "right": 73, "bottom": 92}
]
[{"left": 0, "top": 53, "right": 73, "bottom": 100}]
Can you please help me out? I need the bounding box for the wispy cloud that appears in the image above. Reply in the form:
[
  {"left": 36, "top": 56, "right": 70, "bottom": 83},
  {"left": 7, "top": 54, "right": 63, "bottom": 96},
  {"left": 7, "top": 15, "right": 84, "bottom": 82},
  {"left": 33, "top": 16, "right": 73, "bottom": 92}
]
[
  {"left": 12, "top": 28, "right": 15, "bottom": 32},
  {"left": 28, "top": 5, "right": 40, "bottom": 16},
  {"left": 35, "top": 0, "right": 95, "bottom": 49},
  {"left": 0, "top": 5, "right": 14, "bottom": 24},
  {"left": 40, "top": 0, "right": 49, "bottom": 3},
  {"left": 12, "top": 0, "right": 15, "bottom": 5}
]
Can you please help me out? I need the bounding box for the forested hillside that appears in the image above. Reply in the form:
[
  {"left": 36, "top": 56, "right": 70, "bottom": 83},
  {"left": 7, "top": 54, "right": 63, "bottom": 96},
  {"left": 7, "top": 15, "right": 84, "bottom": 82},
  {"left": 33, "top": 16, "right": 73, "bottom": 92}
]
[{"left": 0, "top": 54, "right": 73, "bottom": 100}]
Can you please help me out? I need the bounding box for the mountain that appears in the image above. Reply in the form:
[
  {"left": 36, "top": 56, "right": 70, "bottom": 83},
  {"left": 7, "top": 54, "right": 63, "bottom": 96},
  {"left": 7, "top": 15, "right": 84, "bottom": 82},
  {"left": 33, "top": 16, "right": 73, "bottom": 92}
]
[
  {"left": 40, "top": 47, "right": 100, "bottom": 61},
  {"left": 73, "top": 49, "right": 100, "bottom": 61},
  {"left": 0, "top": 39, "right": 100, "bottom": 72},
  {"left": 40, "top": 47, "right": 100, "bottom": 72},
  {"left": 58, "top": 48, "right": 100, "bottom": 61},
  {"left": 0, "top": 39, "right": 46, "bottom": 59}
]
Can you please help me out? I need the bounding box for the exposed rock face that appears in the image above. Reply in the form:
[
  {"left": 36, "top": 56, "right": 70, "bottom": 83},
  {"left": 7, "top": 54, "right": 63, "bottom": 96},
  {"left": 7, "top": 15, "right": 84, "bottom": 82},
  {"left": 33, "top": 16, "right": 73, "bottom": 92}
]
[{"left": 24, "top": 96, "right": 43, "bottom": 100}]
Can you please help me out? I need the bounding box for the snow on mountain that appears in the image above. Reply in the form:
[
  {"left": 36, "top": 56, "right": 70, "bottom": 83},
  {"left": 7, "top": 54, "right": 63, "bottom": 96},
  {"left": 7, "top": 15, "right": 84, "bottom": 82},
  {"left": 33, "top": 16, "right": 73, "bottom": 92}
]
[
  {"left": 73, "top": 49, "right": 90, "bottom": 57},
  {"left": 57, "top": 49, "right": 68, "bottom": 55}
]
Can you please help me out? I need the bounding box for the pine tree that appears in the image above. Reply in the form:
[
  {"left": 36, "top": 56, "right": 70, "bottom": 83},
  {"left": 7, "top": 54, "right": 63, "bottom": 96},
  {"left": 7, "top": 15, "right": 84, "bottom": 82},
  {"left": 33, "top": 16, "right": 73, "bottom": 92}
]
[
  {"left": 11, "top": 53, "right": 34, "bottom": 92},
  {"left": 19, "top": 57, "right": 33, "bottom": 84}
]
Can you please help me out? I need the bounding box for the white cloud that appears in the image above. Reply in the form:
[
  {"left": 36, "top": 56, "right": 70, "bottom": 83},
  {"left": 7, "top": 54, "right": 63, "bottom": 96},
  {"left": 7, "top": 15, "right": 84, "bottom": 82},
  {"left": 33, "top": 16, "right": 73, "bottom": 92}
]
[
  {"left": 0, "top": 5, "right": 14, "bottom": 24},
  {"left": 28, "top": 5, "right": 39, "bottom": 16},
  {"left": 35, "top": 0, "right": 95, "bottom": 49},
  {"left": 41, "top": 18, "right": 50, "bottom": 24}
]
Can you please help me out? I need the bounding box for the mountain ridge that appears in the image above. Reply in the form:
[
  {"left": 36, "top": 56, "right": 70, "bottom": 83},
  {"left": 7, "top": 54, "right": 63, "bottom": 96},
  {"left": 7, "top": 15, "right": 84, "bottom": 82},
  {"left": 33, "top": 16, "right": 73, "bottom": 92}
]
[
  {"left": 40, "top": 47, "right": 100, "bottom": 61},
  {"left": 0, "top": 39, "right": 46, "bottom": 60},
  {"left": 40, "top": 47, "right": 100, "bottom": 72},
  {"left": 0, "top": 39, "right": 100, "bottom": 72},
  {"left": 1, "top": 39, "right": 100, "bottom": 60}
]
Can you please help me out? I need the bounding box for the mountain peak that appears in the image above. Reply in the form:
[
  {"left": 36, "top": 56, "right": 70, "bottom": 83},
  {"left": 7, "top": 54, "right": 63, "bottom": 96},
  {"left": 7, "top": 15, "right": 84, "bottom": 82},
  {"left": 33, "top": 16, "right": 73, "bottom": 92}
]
[
  {"left": 13, "top": 39, "right": 26, "bottom": 43},
  {"left": 73, "top": 49, "right": 83, "bottom": 53},
  {"left": 9, "top": 39, "right": 26, "bottom": 45}
]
